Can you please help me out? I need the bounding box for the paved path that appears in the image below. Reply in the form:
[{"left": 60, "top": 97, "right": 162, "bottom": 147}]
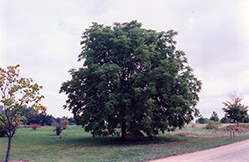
[{"left": 149, "top": 139, "right": 249, "bottom": 162}]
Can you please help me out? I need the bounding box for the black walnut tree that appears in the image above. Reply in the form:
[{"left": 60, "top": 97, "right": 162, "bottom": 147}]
[{"left": 60, "top": 21, "right": 201, "bottom": 138}]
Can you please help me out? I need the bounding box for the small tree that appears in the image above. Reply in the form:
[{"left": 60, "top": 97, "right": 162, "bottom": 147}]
[
  {"left": 0, "top": 65, "right": 46, "bottom": 162},
  {"left": 53, "top": 119, "right": 69, "bottom": 136},
  {"left": 222, "top": 96, "right": 248, "bottom": 127},
  {"left": 209, "top": 111, "right": 219, "bottom": 122}
]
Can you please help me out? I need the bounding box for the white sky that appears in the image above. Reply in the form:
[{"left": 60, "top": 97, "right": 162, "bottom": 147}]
[{"left": 1, "top": 0, "right": 249, "bottom": 118}]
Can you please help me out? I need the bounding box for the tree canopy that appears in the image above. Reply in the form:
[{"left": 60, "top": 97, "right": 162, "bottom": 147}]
[{"left": 60, "top": 21, "right": 202, "bottom": 138}]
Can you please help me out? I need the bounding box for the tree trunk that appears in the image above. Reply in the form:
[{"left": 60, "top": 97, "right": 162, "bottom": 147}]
[
  {"left": 5, "top": 136, "right": 12, "bottom": 162},
  {"left": 121, "top": 121, "right": 127, "bottom": 139},
  {"left": 236, "top": 121, "right": 240, "bottom": 130}
]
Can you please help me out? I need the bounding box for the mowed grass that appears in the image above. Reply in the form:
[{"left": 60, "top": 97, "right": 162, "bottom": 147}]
[{"left": 1, "top": 125, "right": 249, "bottom": 162}]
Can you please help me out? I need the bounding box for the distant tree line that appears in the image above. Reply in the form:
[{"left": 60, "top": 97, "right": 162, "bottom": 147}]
[
  {"left": 1, "top": 106, "right": 76, "bottom": 126},
  {"left": 196, "top": 113, "right": 249, "bottom": 124},
  {"left": 196, "top": 96, "right": 249, "bottom": 124}
]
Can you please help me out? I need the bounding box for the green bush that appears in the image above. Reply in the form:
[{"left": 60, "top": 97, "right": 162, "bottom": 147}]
[{"left": 204, "top": 120, "right": 220, "bottom": 130}]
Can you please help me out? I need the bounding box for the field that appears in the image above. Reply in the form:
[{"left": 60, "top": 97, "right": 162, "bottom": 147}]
[{"left": 1, "top": 125, "right": 249, "bottom": 162}]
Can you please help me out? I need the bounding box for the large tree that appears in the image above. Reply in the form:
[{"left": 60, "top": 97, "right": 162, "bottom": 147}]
[
  {"left": 60, "top": 21, "right": 201, "bottom": 138},
  {"left": 222, "top": 96, "right": 248, "bottom": 127},
  {"left": 0, "top": 65, "right": 46, "bottom": 162}
]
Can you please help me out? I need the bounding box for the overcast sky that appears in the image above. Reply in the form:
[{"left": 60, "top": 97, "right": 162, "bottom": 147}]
[{"left": 1, "top": 0, "right": 249, "bottom": 119}]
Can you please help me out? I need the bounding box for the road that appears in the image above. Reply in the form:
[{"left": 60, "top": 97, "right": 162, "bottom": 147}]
[{"left": 149, "top": 139, "right": 249, "bottom": 162}]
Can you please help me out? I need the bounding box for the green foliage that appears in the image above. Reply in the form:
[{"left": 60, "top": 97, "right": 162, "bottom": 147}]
[
  {"left": 196, "top": 116, "right": 208, "bottom": 124},
  {"left": 20, "top": 107, "right": 55, "bottom": 126},
  {"left": 60, "top": 20, "right": 202, "bottom": 138},
  {"left": 220, "top": 115, "right": 230, "bottom": 123},
  {"left": 209, "top": 111, "right": 219, "bottom": 122},
  {"left": 244, "top": 116, "right": 249, "bottom": 123},
  {"left": 204, "top": 120, "right": 220, "bottom": 130},
  {"left": 222, "top": 96, "right": 248, "bottom": 125}
]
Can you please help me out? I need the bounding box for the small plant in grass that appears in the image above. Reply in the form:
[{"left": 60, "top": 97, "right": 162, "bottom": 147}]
[
  {"left": 30, "top": 124, "right": 40, "bottom": 131},
  {"left": 53, "top": 119, "right": 69, "bottom": 136},
  {"left": 205, "top": 120, "right": 220, "bottom": 130}
]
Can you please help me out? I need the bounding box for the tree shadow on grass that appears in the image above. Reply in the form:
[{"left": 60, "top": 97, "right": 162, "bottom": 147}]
[{"left": 68, "top": 134, "right": 188, "bottom": 147}]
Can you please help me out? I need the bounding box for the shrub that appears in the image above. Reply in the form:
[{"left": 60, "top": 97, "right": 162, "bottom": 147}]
[
  {"left": 204, "top": 121, "right": 220, "bottom": 130},
  {"left": 30, "top": 124, "right": 41, "bottom": 131}
]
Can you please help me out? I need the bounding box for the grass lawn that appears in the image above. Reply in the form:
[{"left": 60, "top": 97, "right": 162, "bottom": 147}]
[{"left": 1, "top": 125, "right": 249, "bottom": 162}]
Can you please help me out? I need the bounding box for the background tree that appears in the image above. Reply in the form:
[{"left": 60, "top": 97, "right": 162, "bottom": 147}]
[
  {"left": 60, "top": 21, "right": 201, "bottom": 139},
  {"left": 20, "top": 107, "right": 55, "bottom": 126},
  {"left": 195, "top": 115, "right": 208, "bottom": 124},
  {"left": 53, "top": 118, "right": 69, "bottom": 136},
  {"left": 220, "top": 115, "right": 230, "bottom": 123},
  {"left": 243, "top": 115, "right": 249, "bottom": 123},
  {"left": 0, "top": 65, "right": 46, "bottom": 162},
  {"left": 0, "top": 105, "right": 7, "bottom": 137},
  {"left": 209, "top": 111, "right": 219, "bottom": 122},
  {"left": 59, "top": 116, "right": 76, "bottom": 125},
  {"left": 222, "top": 96, "right": 248, "bottom": 127}
]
